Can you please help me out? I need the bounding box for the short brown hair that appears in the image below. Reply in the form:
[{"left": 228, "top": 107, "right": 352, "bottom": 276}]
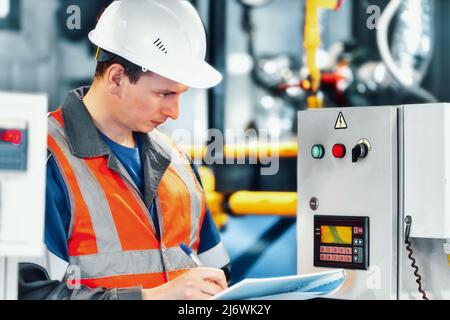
[{"left": 95, "top": 55, "right": 146, "bottom": 84}]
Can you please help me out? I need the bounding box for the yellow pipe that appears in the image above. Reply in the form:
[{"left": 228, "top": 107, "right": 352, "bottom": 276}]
[
  {"left": 196, "top": 166, "right": 228, "bottom": 228},
  {"left": 229, "top": 191, "right": 297, "bottom": 217},
  {"left": 204, "top": 191, "right": 228, "bottom": 229},
  {"left": 304, "top": 0, "right": 341, "bottom": 108},
  {"left": 305, "top": 0, "right": 321, "bottom": 93},
  {"left": 205, "top": 191, "right": 224, "bottom": 213},
  {"left": 223, "top": 142, "right": 298, "bottom": 159},
  {"left": 197, "top": 166, "right": 215, "bottom": 192},
  {"left": 182, "top": 142, "right": 298, "bottom": 161},
  {"left": 318, "top": 0, "right": 342, "bottom": 10},
  {"left": 307, "top": 95, "right": 322, "bottom": 109}
]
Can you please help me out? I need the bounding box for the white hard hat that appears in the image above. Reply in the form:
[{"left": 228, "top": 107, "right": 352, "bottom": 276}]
[{"left": 88, "top": 0, "right": 222, "bottom": 89}]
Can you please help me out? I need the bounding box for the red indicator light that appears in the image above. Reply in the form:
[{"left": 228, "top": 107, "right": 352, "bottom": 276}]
[
  {"left": 1, "top": 130, "right": 22, "bottom": 145},
  {"left": 332, "top": 144, "right": 346, "bottom": 158}
]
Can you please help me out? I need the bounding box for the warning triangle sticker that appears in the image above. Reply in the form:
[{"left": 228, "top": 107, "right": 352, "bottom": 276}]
[{"left": 334, "top": 112, "right": 348, "bottom": 129}]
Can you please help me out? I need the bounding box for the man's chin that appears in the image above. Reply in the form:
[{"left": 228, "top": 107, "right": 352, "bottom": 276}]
[
  {"left": 141, "top": 128, "right": 155, "bottom": 134},
  {"left": 140, "top": 121, "right": 161, "bottom": 133},
  {"left": 136, "top": 125, "right": 156, "bottom": 134}
]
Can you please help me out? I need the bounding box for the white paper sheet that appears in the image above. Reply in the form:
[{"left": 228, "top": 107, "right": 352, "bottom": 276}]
[{"left": 211, "top": 269, "right": 345, "bottom": 300}]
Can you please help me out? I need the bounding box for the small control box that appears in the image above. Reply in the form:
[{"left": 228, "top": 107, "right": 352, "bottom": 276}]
[{"left": 314, "top": 215, "right": 369, "bottom": 270}]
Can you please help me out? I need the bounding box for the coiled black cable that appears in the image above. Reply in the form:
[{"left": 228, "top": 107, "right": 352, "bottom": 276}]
[{"left": 404, "top": 215, "right": 429, "bottom": 300}]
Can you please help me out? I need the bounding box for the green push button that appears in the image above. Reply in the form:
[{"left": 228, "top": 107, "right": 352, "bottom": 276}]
[{"left": 311, "top": 144, "right": 325, "bottom": 159}]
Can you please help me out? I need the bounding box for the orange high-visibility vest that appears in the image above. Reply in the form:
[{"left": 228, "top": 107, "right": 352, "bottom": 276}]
[{"left": 47, "top": 108, "right": 207, "bottom": 289}]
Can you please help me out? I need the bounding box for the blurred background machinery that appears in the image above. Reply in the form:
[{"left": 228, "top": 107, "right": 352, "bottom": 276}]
[{"left": 0, "top": 0, "right": 450, "bottom": 286}]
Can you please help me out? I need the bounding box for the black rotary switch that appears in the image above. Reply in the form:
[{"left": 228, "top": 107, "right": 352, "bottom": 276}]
[{"left": 352, "top": 143, "right": 369, "bottom": 163}]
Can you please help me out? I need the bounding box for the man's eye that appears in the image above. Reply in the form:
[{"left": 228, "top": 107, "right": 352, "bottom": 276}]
[{"left": 158, "top": 93, "right": 174, "bottom": 98}]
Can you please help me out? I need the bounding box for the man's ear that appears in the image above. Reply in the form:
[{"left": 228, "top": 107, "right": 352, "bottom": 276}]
[{"left": 106, "top": 64, "right": 126, "bottom": 95}]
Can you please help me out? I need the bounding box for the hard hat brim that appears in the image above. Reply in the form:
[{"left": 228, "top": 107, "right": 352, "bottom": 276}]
[
  {"left": 175, "top": 61, "right": 223, "bottom": 89},
  {"left": 90, "top": 34, "right": 222, "bottom": 89}
]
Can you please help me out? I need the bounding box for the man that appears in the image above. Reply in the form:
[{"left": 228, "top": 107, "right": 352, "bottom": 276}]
[{"left": 19, "top": 0, "right": 230, "bottom": 300}]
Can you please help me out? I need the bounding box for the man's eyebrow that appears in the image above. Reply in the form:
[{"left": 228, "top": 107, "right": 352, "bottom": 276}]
[
  {"left": 156, "top": 87, "right": 189, "bottom": 94},
  {"left": 157, "top": 89, "right": 186, "bottom": 94}
]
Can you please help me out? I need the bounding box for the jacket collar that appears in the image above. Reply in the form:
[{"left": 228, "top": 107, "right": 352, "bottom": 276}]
[
  {"left": 61, "top": 87, "right": 109, "bottom": 158},
  {"left": 60, "top": 87, "right": 171, "bottom": 208}
]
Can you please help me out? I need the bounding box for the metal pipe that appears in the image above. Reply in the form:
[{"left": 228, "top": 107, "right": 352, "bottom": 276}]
[
  {"left": 391, "top": 0, "right": 434, "bottom": 85},
  {"left": 376, "top": 0, "right": 437, "bottom": 102},
  {"left": 207, "top": 0, "right": 227, "bottom": 133}
]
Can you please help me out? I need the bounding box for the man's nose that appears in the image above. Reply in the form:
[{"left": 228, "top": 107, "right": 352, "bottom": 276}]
[{"left": 161, "top": 100, "right": 180, "bottom": 120}]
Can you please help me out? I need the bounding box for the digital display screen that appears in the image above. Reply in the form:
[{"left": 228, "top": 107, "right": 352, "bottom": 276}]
[{"left": 320, "top": 225, "right": 352, "bottom": 244}]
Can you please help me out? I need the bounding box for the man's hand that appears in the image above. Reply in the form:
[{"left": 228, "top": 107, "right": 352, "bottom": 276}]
[{"left": 141, "top": 267, "right": 228, "bottom": 300}]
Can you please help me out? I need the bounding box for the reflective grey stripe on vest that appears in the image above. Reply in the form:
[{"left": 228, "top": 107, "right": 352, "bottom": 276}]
[
  {"left": 70, "top": 247, "right": 197, "bottom": 279},
  {"left": 48, "top": 117, "right": 123, "bottom": 253},
  {"left": 150, "top": 130, "right": 203, "bottom": 248}
]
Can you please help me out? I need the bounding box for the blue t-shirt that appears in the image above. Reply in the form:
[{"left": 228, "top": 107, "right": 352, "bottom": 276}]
[
  {"left": 98, "top": 131, "right": 145, "bottom": 195},
  {"left": 45, "top": 132, "right": 221, "bottom": 262}
]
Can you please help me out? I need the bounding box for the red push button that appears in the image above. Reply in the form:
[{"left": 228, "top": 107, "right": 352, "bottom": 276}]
[
  {"left": 332, "top": 144, "right": 346, "bottom": 158},
  {"left": 1, "top": 130, "right": 22, "bottom": 145}
]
